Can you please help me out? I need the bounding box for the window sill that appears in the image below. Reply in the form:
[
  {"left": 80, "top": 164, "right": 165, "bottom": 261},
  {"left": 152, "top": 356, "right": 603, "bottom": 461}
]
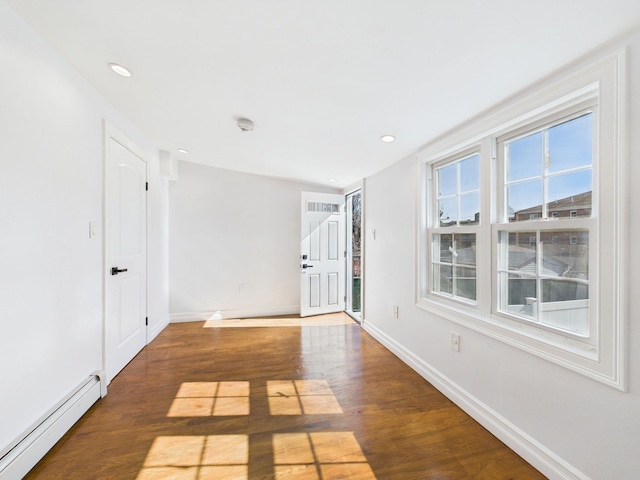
[{"left": 416, "top": 295, "right": 624, "bottom": 389}]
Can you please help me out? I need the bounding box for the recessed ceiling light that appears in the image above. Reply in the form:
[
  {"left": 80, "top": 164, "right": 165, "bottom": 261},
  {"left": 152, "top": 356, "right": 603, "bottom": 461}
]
[
  {"left": 328, "top": 178, "right": 337, "bottom": 183},
  {"left": 380, "top": 135, "right": 395, "bottom": 143},
  {"left": 177, "top": 148, "right": 189, "bottom": 154},
  {"left": 108, "top": 63, "right": 132, "bottom": 77}
]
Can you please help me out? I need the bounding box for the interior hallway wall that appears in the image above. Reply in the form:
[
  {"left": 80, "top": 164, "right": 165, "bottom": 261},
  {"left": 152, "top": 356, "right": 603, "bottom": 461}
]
[
  {"left": 169, "top": 161, "right": 339, "bottom": 320},
  {"left": 0, "top": 0, "right": 169, "bottom": 454},
  {"left": 362, "top": 33, "right": 640, "bottom": 480}
]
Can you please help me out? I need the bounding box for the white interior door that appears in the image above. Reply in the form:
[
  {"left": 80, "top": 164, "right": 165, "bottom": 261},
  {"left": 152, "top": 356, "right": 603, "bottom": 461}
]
[
  {"left": 105, "top": 131, "right": 147, "bottom": 382},
  {"left": 300, "top": 192, "right": 345, "bottom": 317}
]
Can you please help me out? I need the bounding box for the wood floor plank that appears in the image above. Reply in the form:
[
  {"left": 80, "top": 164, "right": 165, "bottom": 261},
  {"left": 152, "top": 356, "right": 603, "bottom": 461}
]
[{"left": 24, "top": 315, "right": 545, "bottom": 479}]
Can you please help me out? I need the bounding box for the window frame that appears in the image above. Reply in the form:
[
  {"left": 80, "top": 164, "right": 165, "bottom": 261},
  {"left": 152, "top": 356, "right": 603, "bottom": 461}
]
[
  {"left": 429, "top": 150, "right": 482, "bottom": 305},
  {"left": 417, "top": 49, "right": 627, "bottom": 390},
  {"left": 492, "top": 103, "right": 597, "bottom": 345}
]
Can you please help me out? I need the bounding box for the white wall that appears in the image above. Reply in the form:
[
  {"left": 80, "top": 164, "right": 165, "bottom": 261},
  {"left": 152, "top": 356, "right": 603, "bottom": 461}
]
[
  {"left": 169, "top": 161, "right": 338, "bottom": 319},
  {"left": 362, "top": 33, "right": 640, "bottom": 480},
  {"left": 0, "top": 1, "right": 169, "bottom": 454}
]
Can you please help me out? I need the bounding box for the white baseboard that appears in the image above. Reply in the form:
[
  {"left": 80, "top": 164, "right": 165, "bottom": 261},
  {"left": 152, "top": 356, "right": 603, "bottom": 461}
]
[
  {"left": 170, "top": 305, "right": 300, "bottom": 323},
  {"left": 170, "top": 311, "right": 216, "bottom": 323},
  {"left": 148, "top": 314, "right": 170, "bottom": 343},
  {"left": 0, "top": 374, "right": 104, "bottom": 480},
  {"left": 362, "top": 321, "right": 588, "bottom": 480}
]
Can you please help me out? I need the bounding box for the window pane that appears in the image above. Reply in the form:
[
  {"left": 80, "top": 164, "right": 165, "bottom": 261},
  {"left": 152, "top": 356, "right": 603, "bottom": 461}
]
[
  {"left": 499, "top": 228, "right": 590, "bottom": 331},
  {"left": 546, "top": 114, "right": 592, "bottom": 174},
  {"left": 438, "top": 163, "right": 457, "bottom": 196},
  {"left": 460, "top": 154, "right": 480, "bottom": 192},
  {"left": 438, "top": 197, "right": 457, "bottom": 227},
  {"left": 540, "top": 280, "right": 589, "bottom": 335},
  {"left": 508, "top": 180, "right": 542, "bottom": 222},
  {"left": 505, "top": 231, "right": 536, "bottom": 272},
  {"left": 460, "top": 192, "right": 480, "bottom": 225},
  {"left": 454, "top": 233, "right": 476, "bottom": 267},
  {"left": 500, "top": 272, "right": 536, "bottom": 320},
  {"left": 455, "top": 267, "right": 476, "bottom": 301},
  {"left": 541, "top": 279, "right": 589, "bottom": 302},
  {"left": 434, "top": 265, "right": 453, "bottom": 295},
  {"left": 541, "top": 230, "right": 589, "bottom": 280},
  {"left": 434, "top": 234, "right": 452, "bottom": 263},
  {"left": 432, "top": 233, "right": 477, "bottom": 302},
  {"left": 545, "top": 170, "right": 592, "bottom": 219},
  {"left": 507, "top": 131, "right": 542, "bottom": 182}
]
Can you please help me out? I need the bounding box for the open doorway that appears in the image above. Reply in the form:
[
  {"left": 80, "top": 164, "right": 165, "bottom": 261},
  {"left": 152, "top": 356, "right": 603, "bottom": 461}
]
[{"left": 346, "top": 190, "right": 362, "bottom": 321}]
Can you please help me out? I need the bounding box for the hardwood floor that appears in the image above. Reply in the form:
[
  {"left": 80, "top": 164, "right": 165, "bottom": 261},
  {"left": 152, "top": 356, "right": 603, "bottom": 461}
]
[{"left": 25, "top": 314, "right": 545, "bottom": 479}]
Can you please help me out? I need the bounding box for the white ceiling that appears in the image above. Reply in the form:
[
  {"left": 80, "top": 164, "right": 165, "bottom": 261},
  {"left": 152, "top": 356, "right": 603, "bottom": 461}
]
[{"left": 6, "top": 1, "right": 640, "bottom": 188}]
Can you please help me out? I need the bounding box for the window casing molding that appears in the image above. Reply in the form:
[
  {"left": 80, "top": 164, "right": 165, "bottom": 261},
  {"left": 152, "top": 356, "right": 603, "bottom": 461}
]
[{"left": 416, "top": 49, "right": 627, "bottom": 390}]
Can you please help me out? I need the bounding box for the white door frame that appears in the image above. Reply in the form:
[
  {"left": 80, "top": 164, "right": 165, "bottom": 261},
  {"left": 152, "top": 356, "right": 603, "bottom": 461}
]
[
  {"left": 103, "top": 121, "right": 149, "bottom": 384},
  {"left": 345, "top": 188, "right": 363, "bottom": 321}
]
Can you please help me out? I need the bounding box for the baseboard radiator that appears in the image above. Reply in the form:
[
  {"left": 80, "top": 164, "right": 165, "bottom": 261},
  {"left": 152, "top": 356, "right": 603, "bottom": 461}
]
[{"left": 0, "top": 371, "right": 107, "bottom": 480}]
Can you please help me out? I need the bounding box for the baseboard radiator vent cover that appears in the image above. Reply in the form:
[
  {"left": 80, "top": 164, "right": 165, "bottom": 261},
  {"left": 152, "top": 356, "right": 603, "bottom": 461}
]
[{"left": 0, "top": 371, "right": 106, "bottom": 479}]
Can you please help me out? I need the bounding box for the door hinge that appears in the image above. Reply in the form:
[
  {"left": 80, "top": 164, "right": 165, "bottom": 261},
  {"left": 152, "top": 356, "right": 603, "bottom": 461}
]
[
  {"left": 145, "top": 182, "right": 149, "bottom": 191},
  {"left": 145, "top": 317, "right": 148, "bottom": 326}
]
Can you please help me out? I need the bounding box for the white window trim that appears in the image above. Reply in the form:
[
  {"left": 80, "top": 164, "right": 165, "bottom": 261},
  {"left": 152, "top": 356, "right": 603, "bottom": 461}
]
[{"left": 416, "top": 49, "right": 627, "bottom": 390}]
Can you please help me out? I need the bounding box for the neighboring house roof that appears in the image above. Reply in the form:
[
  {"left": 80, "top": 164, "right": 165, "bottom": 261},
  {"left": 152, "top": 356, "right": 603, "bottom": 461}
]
[
  {"left": 452, "top": 244, "right": 587, "bottom": 280},
  {"left": 514, "top": 191, "right": 592, "bottom": 217}
]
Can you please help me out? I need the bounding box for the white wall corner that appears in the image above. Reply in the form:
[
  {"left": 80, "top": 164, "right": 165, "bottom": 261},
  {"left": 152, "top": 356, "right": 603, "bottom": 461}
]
[
  {"left": 362, "top": 321, "right": 590, "bottom": 480},
  {"left": 159, "top": 149, "right": 179, "bottom": 180}
]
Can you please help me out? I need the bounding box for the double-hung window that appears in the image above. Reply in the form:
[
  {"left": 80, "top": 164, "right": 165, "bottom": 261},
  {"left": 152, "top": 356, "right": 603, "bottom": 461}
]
[
  {"left": 496, "top": 109, "right": 594, "bottom": 339},
  {"left": 418, "top": 51, "right": 626, "bottom": 389},
  {"left": 431, "top": 153, "right": 480, "bottom": 303}
]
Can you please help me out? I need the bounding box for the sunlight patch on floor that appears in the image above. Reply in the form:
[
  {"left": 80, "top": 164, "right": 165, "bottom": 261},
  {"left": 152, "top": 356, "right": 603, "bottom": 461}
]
[
  {"left": 267, "top": 380, "right": 343, "bottom": 415},
  {"left": 136, "top": 432, "right": 375, "bottom": 480},
  {"left": 136, "top": 435, "right": 249, "bottom": 480},
  {"left": 273, "top": 432, "right": 376, "bottom": 479},
  {"left": 149, "top": 362, "right": 376, "bottom": 477},
  {"left": 167, "top": 382, "right": 250, "bottom": 417}
]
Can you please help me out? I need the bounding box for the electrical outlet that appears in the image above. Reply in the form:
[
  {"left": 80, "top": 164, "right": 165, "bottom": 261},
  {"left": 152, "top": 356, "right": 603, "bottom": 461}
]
[
  {"left": 450, "top": 332, "right": 460, "bottom": 352},
  {"left": 393, "top": 305, "right": 399, "bottom": 319},
  {"left": 239, "top": 284, "right": 247, "bottom": 294}
]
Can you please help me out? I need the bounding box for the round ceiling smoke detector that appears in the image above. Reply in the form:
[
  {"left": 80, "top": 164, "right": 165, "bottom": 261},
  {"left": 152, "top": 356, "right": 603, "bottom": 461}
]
[{"left": 237, "top": 118, "right": 254, "bottom": 132}]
